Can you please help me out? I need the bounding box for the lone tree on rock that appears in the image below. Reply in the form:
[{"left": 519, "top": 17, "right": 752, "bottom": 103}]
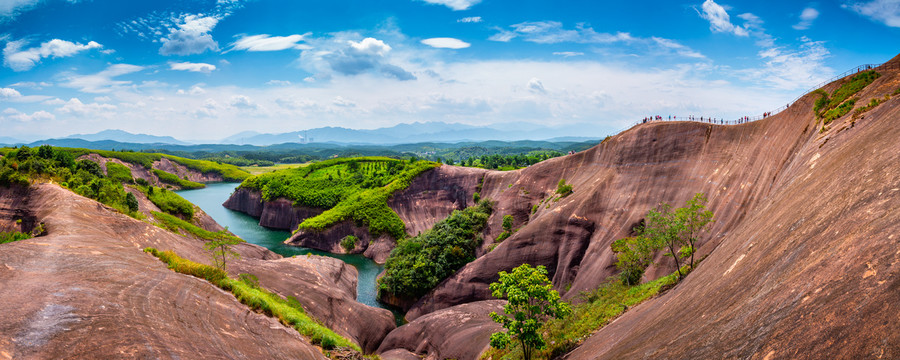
[
  {"left": 633, "top": 192, "right": 715, "bottom": 280},
  {"left": 205, "top": 228, "right": 242, "bottom": 271},
  {"left": 489, "top": 263, "right": 571, "bottom": 360}
]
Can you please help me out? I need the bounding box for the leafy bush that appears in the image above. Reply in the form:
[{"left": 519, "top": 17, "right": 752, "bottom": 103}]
[
  {"left": 152, "top": 169, "right": 205, "bottom": 189},
  {"left": 0, "top": 231, "right": 31, "bottom": 244},
  {"left": 378, "top": 200, "right": 492, "bottom": 300},
  {"left": 815, "top": 71, "right": 880, "bottom": 125},
  {"left": 65, "top": 148, "right": 250, "bottom": 181},
  {"left": 105, "top": 162, "right": 134, "bottom": 184},
  {"left": 340, "top": 235, "right": 358, "bottom": 252},
  {"left": 143, "top": 247, "right": 357, "bottom": 351},
  {"left": 147, "top": 188, "right": 195, "bottom": 219},
  {"left": 556, "top": 178, "right": 573, "bottom": 197},
  {"left": 125, "top": 192, "right": 139, "bottom": 212}
]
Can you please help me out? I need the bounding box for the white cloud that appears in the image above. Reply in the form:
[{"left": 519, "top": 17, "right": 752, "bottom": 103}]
[
  {"left": 0, "top": 87, "right": 22, "bottom": 98},
  {"left": 230, "top": 34, "right": 310, "bottom": 51},
  {"left": 332, "top": 96, "right": 356, "bottom": 107},
  {"left": 43, "top": 98, "right": 65, "bottom": 105},
  {"left": 229, "top": 95, "right": 257, "bottom": 109},
  {"left": 748, "top": 37, "right": 832, "bottom": 90},
  {"left": 94, "top": 96, "right": 111, "bottom": 102},
  {"left": 0, "top": 0, "right": 40, "bottom": 20},
  {"left": 844, "top": 0, "right": 900, "bottom": 28},
  {"left": 652, "top": 37, "right": 706, "bottom": 59},
  {"left": 8, "top": 81, "right": 51, "bottom": 89},
  {"left": 60, "top": 64, "right": 144, "bottom": 93},
  {"left": 553, "top": 52, "right": 584, "bottom": 57},
  {"left": 793, "top": 7, "right": 820, "bottom": 30},
  {"left": 491, "top": 21, "right": 633, "bottom": 44},
  {"left": 301, "top": 35, "right": 416, "bottom": 81},
  {"left": 159, "top": 14, "right": 220, "bottom": 55},
  {"left": 169, "top": 61, "right": 217, "bottom": 73},
  {"left": 421, "top": 37, "right": 471, "bottom": 49},
  {"left": 457, "top": 16, "right": 482, "bottom": 23},
  {"left": 697, "top": 0, "right": 749, "bottom": 36},
  {"left": 526, "top": 78, "right": 545, "bottom": 94},
  {"left": 1, "top": 108, "right": 54, "bottom": 122},
  {"left": 3, "top": 38, "right": 104, "bottom": 71},
  {"left": 419, "top": 0, "right": 481, "bottom": 11},
  {"left": 177, "top": 85, "right": 206, "bottom": 95},
  {"left": 58, "top": 98, "right": 117, "bottom": 117},
  {"left": 266, "top": 80, "right": 292, "bottom": 86}
]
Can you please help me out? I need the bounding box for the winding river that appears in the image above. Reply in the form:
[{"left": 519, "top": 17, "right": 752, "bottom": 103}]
[{"left": 176, "top": 182, "right": 388, "bottom": 311}]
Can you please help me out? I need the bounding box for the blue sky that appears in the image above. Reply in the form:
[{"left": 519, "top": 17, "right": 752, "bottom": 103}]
[{"left": 0, "top": 0, "right": 897, "bottom": 141}]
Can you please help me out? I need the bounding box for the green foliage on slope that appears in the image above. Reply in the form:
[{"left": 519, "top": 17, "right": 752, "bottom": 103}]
[
  {"left": 378, "top": 200, "right": 492, "bottom": 300},
  {"left": 814, "top": 70, "right": 881, "bottom": 125},
  {"left": 0, "top": 231, "right": 31, "bottom": 244},
  {"left": 146, "top": 187, "right": 195, "bottom": 219},
  {"left": 151, "top": 169, "right": 205, "bottom": 189},
  {"left": 240, "top": 157, "right": 439, "bottom": 238}
]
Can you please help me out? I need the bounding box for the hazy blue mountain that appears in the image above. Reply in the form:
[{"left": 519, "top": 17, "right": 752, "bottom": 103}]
[
  {"left": 0, "top": 136, "right": 24, "bottom": 145},
  {"left": 220, "top": 121, "right": 611, "bottom": 146},
  {"left": 65, "top": 129, "right": 192, "bottom": 145}
]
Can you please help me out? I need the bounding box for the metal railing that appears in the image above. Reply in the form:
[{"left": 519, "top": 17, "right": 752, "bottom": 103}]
[{"left": 621, "top": 61, "right": 898, "bottom": 129}]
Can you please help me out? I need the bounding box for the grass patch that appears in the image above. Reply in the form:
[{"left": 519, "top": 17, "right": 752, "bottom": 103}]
[
  {"left": 152, "top": 169, "right": 205, "bottom": 189},
  {"left": 0, "top": 231, "right": 31, "bottom": 244},
  {"left": 152, "top": 211, "right": 242, "bottom": 243},
  {"left": 143, "top": 247, "right": 358, "bottom": 351},
  {"left": 240, "top": 163, "right": 310, "bottom": 175},
  {"left": 854, "top": 96, "right": 887, "bottom": 117},
  {"left": 484, "top": 265, "right": 690, "bottom": 360},
  {"left": 814, "top": 71, "right": 880, "bottom": 125},
  {"left": 105, "top": 162, "right": 134, "bottom": 184},
  {"left": 146, "top": 187, "right": 195, "bottom": 219},
  {"left": 241, "top": 157, "right": 438, "bottom": 239}
]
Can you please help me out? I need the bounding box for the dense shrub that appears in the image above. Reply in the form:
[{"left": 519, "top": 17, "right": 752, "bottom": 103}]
[
  {"left": 105, "top": 162, "right": 134, "bottom": 184},
  {"left": 147, "top": 187, "right": 195, "bottom": 219},
  {"left": 340, "top": 235, "right": 358, "bottom": 252},
  {"left": 556, "top": 178, "right": 573, "bottom": 197},
  {"left": 0, "top": 231, "right": 31, "bottom": 244},
  {"left": 152, "top": 169, "right": 205, "bottom": 189},
  {"left": 378, "top": 200, "right": 492, "bottom": 300},
  {"left": 815, "top": 70, "right": 881, "bottom": 125}
]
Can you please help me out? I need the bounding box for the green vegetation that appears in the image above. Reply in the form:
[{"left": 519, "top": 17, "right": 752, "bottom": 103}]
[
  {"left": 378, "top": 200, "right": 492, "bottom": 300},
  {"left": 240, "top": 163, "right": 308, "bottom": 175},
  {"left": 610, "top": 236, "right": 655, "bottom": 286},
  {"left": 556, "top": 178, "right": 573, "bottom": 197},
  {"left": 630, "top": 193, "right": 714, "bottom": 280},
  {"left": 455, "top": 151, "right": 563, "bottom": 170},
  {"left": 147, "top": 187, "right": 195, "bottom": 219},
  {"left": 105, "top": 162, "right": 134, "bottom": 184},
  {"left": 205, "top": 231, "right": 242, "bottom": 271},
  {"left": 854, "top": 96, "right": 887, "bottom": 117},
  {"left": 495, "top": 214, "right": 515, "bottom": 242},
  {"left": 340, "top": 235, "right": 358, "bottom": 252},
  {"left": 240, "top": 157, "right": 438, "bottom": 238},
  {"left": 814, "top": 71, "right": 881, "bottom": 125},
  {"left": 894, "top": 87, "right": 900, "bottom": 96},
  {"left": 488, "top": 264, "right": 571, "bottom": 360},
  {"left": 152, "top": 169, "right": 205, "bottom": 189},
  {"left": 488, "top": 267, "right": 685, "bottom": 359},
  {"left": 65, "top": 148, "right": 250, "bottom": 181},
  {"left": 143, "top": 247, "right": 357, "bottom": 351},
  {"left": 0, "top": 145, "right": 142, "bottom": 218},
  {"left": 0, "top": 231, "right": 31, "bottom": 244},
  {"left": 151, "top": 211, "right": 242, "bottom": 243}
]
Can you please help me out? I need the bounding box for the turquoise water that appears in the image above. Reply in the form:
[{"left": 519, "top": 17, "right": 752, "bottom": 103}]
[{"left": 175, "top": 182, "right": 388, "bottom": 311}]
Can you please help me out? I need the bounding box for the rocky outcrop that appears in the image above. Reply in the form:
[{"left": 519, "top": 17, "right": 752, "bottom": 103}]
[
  {"left": 0, "top": 185, "right": 36, "bottom": 233},
  {"left": 76, "top": 154, "right": 224, "bottom": 190},
  {"left": 0, "top": 183, "right": 394, "bottom": 356},
  {"left": 378, "top": 300, "right": 505, "bottom": 360},
  {"left": 153, "top": 157, "right": 224, "bottom": 183},
  {"left": 224, "top": 166, "right": 487, "bottom": 263}
]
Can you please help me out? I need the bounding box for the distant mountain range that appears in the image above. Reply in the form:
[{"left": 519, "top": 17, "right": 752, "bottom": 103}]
[{"left": 1, "top": 121, "right": 613, "bottom": 147}]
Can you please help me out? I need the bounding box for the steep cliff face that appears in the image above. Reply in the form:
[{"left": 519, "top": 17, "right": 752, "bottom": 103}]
[{"left": 0, "top": 184, "right": 395, "bottom": 356}]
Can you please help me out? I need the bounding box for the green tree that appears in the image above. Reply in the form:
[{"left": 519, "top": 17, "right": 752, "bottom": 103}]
[
  {"left": 641, "top": 203, "right": 687, "bottom": 279},
  {"left": 674, "top": 193, "right": 714, "bottom": 269},
  {"left": 125, "top": 192, "right": 140, "bottom": 212},
  {"left": 610, "top": 236, "right": 655, "bottom": 285},
  {"left": 205, "top": 228, "right": 242, "bottom": 271},
  {"left": 556, "top": 178, "right": 573, "bottom": 197},
  {"left": 489, "top": 264, "right": 571, "bottom": 360},
  {"left": 502, "top": 214, "right": 514, "bottom": 232}
]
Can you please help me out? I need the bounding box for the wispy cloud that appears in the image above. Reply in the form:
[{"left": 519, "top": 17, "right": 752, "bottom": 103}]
[
  {"left": 457, "top": 16, "right": 482, "bottom": 23},
  {"left": 3, "top": 38, "right": 103, "bottom": 71},
  {"left": 2, "top": 108, "right": 55, "bottom": 122},
  {"left": 230, "top": 34, "right": 310, "bottom": 52},
  {"left": 57, "top": 98, "right": 117, "bottom": 117},
  {"left": 843, "top": 0, "right": 900, "bottom": 28},
  {"left": 301, "top": 36, "right": 416, "bottom": 81},
  {"left": 793, "top": 6, "right": 820, "bottom": 30},
  {"left": 60, "top": 64, "right": 145, "bottom": 93},
  {"left": 418, "top": 0, "right": 481, "bottom": 11},
  {"left": 490, "top": 21, "right": 633, "bottom": 44},
  {"left": 553, "top": 51, "right": 584, "bottom": 57},
  {"left": 421, "top": 37, "right": 471, "bottom": 49},
  {"left": 697, "top": 0, "right": 749, "bottom": 36},
  {"left": 169, "top": 61, "right": 217, "bottom": 73},
  {"left": 0, "top": 0, "right": 40, "bottom": 21}
]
